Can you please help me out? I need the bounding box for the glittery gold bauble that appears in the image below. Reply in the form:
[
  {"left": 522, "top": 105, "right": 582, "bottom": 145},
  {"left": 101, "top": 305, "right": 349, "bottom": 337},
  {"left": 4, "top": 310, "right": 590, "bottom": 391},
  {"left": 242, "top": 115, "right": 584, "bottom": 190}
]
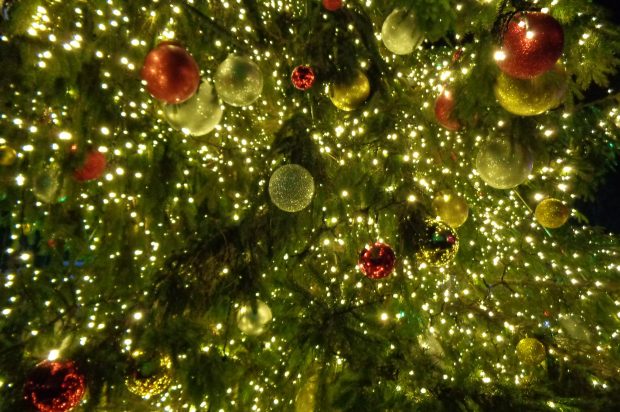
[
  {"left": 476, "top": 138, "right": 533, "bottom": 189},
  {"left": 125, "top": 352, "right": 173, "bottom": 398},
  {"left": 0, "top": 145, "right": 17, "bottom": 166},
  {"left": 329, "top": 70, "right": 371, "bottom": 111},
  {"left": 495, "top": 67, "right": 566, "bottom": 116},
  {"left": 534, "top": 198, "right": 570, "bottom": 229},
  {"left": 431, "top": 190, "right": 469, "bottom": 228},
  {"left": 269, "top": 164, "right": 315, "bottom": 213},
  {"left": 237, "top": 300, "right": 272, "bottom": 336},
  {"left": 415, "top": 219, "right": 459, "bottom": 266},
  {"left": 516, "top": 338, "right": 545, "bottom": 366}
]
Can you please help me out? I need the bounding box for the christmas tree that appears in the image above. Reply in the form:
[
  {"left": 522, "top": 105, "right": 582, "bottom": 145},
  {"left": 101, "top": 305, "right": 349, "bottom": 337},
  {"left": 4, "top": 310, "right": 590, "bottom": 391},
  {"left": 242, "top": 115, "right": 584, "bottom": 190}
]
[{"left": 2, "top": 0, "right": 620, "bottom": 410}]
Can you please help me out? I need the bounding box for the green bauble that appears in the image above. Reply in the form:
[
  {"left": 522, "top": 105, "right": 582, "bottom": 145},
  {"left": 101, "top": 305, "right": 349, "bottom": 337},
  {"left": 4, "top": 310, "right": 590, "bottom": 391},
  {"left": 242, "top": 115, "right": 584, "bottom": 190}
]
[
  {"left": 415, "top": 219, "right": 459, "bottom": 266},
  {"left": 381, "top": 8, "right": 423, "bottom": 55},
  {"left": 476, "top": 139, "right": 533, "bottom": 189},
  {"left": 163, "top": 81, "right": 223, "bottom": 136},
  {"left": 214, "top": 55, "right": 263, "bottom": 107},
  {"left": 495, "top": 67, "right": 567, "bottom": 116},
  {"left": 237, "top": 300, "right": 272, "bottom": 336},
  {"left": 268, "top": 164, "right": 315, "bottom": 213},
  {"left": 516, "top": 338, "right": 545, "bottom": 366}
]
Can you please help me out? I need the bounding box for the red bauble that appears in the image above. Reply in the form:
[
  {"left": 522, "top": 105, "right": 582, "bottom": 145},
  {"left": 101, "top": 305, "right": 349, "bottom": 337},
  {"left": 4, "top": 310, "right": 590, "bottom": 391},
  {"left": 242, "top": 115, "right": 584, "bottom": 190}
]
[
  {"left": 73, "top": 150, "right": 106, "bottom": 182},
  {"left": 434, "top": 89, "right": 461, "bottom": 131},
  {"left": 497, "top": 12, "right": 564, "bottom": 79},
  {"left": 322, "top": 0, "right": 343, "bottom": 12},
  {"left": 24, "top": 360, "right": 86, "bottom": 412},
  {"left": 141, "top": 43, "right": 200, "bottom": 104},
  {"left": 358, "top": 242, "right": 396, "bottom": 279},
  {"left": 291, "top": 65, "right": 316, "bottom": 91}
]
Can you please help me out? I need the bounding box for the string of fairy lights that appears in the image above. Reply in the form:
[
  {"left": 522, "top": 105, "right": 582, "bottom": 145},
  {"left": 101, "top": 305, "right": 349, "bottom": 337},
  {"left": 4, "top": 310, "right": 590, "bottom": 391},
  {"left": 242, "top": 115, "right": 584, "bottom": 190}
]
[{"left": 1, "top": 0, "right": 620, "bottom": 410}]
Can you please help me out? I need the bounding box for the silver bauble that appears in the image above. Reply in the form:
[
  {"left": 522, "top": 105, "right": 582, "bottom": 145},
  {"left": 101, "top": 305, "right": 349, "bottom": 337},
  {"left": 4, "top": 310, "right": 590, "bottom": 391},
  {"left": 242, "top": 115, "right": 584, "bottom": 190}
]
[
  {"left": 476, "top": 139, "right": 533, "bottom": 189},
  {"left": 237, "top": 300, "right": 272, "bottom": 336},
  {"left": 268, "top": 164, "right": 315, "bottom": 213},
  {"left": 214, "top": 55, "right": 263, "bottom": 107},
  {"left": 163, "top": 81, "right": 223, "bottom": 136},
  {"left": 381, "top": 9, "right": 424, "bottom": 55}
]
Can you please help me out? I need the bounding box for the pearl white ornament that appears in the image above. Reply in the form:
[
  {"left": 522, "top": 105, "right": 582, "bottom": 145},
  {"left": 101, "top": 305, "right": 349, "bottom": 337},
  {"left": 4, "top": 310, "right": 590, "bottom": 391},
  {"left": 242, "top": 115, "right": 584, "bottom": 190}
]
[
  {"left": 381, "top": 9, "right": 423, "bottom": 55},
  {"left": 163, "top": 81, "right": 223, "bottom": 136}
]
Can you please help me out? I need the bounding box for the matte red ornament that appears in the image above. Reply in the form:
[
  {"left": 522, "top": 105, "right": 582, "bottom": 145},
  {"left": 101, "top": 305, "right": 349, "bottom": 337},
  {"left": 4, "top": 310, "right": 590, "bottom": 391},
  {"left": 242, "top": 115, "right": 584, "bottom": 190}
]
[
  {"left": 497, "top": 12, "right": 564, "bottom": 79},
  {"left": 358, "top": 242, "right": 396, "bottom": 279},
  {"left": 291, "top": 65, "right": 316, "bottom": 91},
  {"left": 434, "top": 89, "right": 461, "bottom": 131},
  {"left": 322, "top": 0, "right": 343, "bottom": 12},
  {"left": 73, "top": 150, "right": 106, "bottom": 182},
  {"left": 24, "top": 360, "right": 86, "bottom": 412},
  {"left": 141, "top": 43, "right": 200, "bottom": 104}
]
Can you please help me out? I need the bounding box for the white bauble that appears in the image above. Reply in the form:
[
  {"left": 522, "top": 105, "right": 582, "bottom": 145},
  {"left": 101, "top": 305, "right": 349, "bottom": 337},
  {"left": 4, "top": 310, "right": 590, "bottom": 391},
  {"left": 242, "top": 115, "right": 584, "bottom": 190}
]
[
  {"left": 381, "top": 9, "right": 423, "bottom": 55},
  {"left": 214, "top": 55, "right": 263, "bottom": 107},
  {"left": 476, "top": 139, "right": 533, "bottom": 189},
  {"left": 237, "top": 300, "right": 272, "bottom": 336},
  {"left": 163, "top": 81, "right": 223, "bottom": 136}
]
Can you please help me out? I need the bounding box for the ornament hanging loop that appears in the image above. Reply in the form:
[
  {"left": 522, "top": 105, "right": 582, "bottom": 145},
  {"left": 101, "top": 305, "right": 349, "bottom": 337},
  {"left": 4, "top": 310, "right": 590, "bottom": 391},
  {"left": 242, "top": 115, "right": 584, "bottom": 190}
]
[{"left": 492, "top": 0, "right": 540, "bottom": 44}]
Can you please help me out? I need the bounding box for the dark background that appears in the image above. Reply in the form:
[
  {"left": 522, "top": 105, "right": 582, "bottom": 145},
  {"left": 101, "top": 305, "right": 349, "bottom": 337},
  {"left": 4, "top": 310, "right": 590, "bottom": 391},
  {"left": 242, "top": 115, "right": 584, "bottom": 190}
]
[{"left": 578, "top": 0, "right": 620, "bottom": 233}]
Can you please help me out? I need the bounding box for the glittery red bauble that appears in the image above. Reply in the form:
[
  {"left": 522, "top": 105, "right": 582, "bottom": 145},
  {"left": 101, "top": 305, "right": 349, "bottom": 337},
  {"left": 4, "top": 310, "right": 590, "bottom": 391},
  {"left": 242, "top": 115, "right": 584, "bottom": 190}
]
[
  {"left": 358, "top": 242, "right": 396, "bottom": 279},
  {"left": 434, "top": 90, "right": 461, "bottom": 131},
  {"left": 322, "top": 0, "right": 343, "bottom": 12},
  {"left": 291, "top": 65, "right": 316, "bottom": 91},
  {"left": 497, "top": 12, "right": 564, "bottom": 79},
  {"left": 24, "top": 360, "right": 86, "bottom": 412},
  {"left": 141, "top": 43, "right": 200, "bottom": 104},
  {"left": 73, "top": 150, "right": 106, "bottom": 181}
]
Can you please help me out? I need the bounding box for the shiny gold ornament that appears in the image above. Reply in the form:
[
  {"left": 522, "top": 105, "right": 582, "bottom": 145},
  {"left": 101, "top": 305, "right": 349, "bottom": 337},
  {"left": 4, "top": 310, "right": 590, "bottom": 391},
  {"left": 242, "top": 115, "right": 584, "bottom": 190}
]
[
  {"left": 0, "top": 145, "right": 17, "bottom": 166},
  {"left": 431, "top": 190, "right": 469, "bottom": 228},
  {"left": 237, "top": 300, "right": 272, "bottom": 336},
  {"left": 534, "top": 198, "right": 570, "bottom": 229},
  {"left": 516, "top": 338, "right": 545, "bottom": 366},
  {"left": 494, "top": 67, "right": 567, "bottom": 116},
  {"left": 329, "top": 70, "right": 371, "bottom": 111},
  {"left": 125, "top": 352, "right": 173, "bottom": 398},
  {"left": 415, "top": 219, "right": 459, "bottom": 266}
]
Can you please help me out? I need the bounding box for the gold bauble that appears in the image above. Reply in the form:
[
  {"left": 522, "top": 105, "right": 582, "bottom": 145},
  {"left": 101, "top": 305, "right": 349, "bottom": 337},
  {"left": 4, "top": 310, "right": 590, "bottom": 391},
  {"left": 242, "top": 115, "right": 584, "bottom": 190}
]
[
  {"left": 0, "top": 145, "right": 17, "bottom": 166},
  {"left": 237, "top": 300, "right": 272, "bottom": 336},
  {"left": 415, "top": 218, "right": 459, "bottom": 266},
  {"left": 125, "top": 352, "right": 173, "bottom": 398},
  {"left": 516, "top": 338, "right": 545, "bottom": 366},
  {"left": 431, "top": 190, "right": 469, "bottom": 228},
  {"left": 534, "top": 198, "right": 570, "bottom": 229},
  {"left": 495, "top": 67, "right": 567, "bottom": 116},
  {"left": 329, "top": 70, "right": 371, "bottom": 111}
]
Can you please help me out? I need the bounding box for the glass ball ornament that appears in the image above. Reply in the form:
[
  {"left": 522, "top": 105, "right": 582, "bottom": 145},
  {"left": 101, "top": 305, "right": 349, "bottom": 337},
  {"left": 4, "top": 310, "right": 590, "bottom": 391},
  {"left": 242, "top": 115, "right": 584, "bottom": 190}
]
[
  {"left": 237, "top": 300, "right": 272, "bottom": 336},
  {"left": 23, "top": 360, "right": 86, "bottom": 412},
  {"left": 516, "top": 337, "right": 546, "bottom": 366},
  {"left": 415, "top": 219, "right": 459, "bottom": 267},
  {"left": 214, "top": 55, "right": 263, "bottom": 107},
  {"left": 476, "top": 139, "right": 533, "bottom": 189},
  {"left": 497, "top": 12, "right": 564, "bottom": 79},
  {"left": 358, "top": 242, "right": 396, "bottom": 279},
  {"left": 329, "top": 69, "right": 371, "bottom": 111},
  {"left": 125, "top": 352, "right": 173, "bottom": 398},
  {"left": 495, "top": 66, "right": 567, "bottom": 116},
  {"left": 434, "top": 89, "right": 461, "bottom": 131},
  {"left": 33, "top": 166, "right": 61, "bottom": 203},
  {"left": 268, "top": 164, "right": 315, "bottom": 213},
  {"left": 534, "top": 198, "right": 570, "bottom": 229},
  {"left": 381, "top": 8, "right": 423, "bottom": 55},
  {"left": 291, "top": 65, "right": 316, "bottom": 91},
  {"left": 163, "top": 81, "right": 223, "bottom": 136},
  {"left": 0, "top": 145, "right": 17, "bottom": 166},
  {"left": 322, "top": 0, "right": 342, "bottom": 11},
  {"left": 141, "top": 42, "right": 200, "bottom": 104},
  {"left": 431, "top": 190, "right": 469, "bottom": 228}
]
